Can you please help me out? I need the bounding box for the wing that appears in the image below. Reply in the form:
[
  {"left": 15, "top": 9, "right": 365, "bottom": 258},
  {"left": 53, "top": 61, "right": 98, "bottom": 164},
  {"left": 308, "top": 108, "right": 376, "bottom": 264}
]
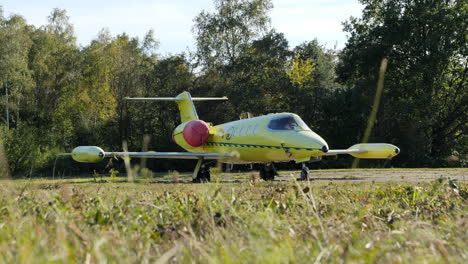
[
  {"left": 70, "top": 146, "right": 233, "bottom": 163},
  {"left": 105, "top": 152, "right": 231, "bottom": 160},
  {"left": 323, "top": 149, "right": 367, "bottom": 156}
]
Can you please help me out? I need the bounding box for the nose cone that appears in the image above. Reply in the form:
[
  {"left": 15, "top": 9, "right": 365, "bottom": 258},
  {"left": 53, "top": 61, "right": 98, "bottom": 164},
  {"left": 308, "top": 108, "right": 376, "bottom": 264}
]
[
  {"left": 299, "top": 131, "right": 328, "bottom": 153},
  {"left": 316, "top": 136, "right": 329, "bottom": 153},
  {"left": 322, "top": 145, "right": 328, "bottom": 153},
  {"left": 312, "top": 131, "right": 328, "bottom": 152}
]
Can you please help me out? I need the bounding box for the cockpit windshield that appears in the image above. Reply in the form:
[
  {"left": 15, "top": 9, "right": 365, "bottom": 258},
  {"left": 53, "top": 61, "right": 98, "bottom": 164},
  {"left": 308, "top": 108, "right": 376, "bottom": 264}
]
[
  {"left": 293, "top": 115, "right": 312, "bottom": 131},
  {"left": 267, "top": 115, "right": 311, "bottom": 131}
]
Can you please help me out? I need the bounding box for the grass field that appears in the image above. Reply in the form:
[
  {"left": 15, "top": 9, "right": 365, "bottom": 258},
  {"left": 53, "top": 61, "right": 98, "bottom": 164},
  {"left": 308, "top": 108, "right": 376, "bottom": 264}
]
[{"left": 0, "top": 170, "right": 466, "bottom": 263}]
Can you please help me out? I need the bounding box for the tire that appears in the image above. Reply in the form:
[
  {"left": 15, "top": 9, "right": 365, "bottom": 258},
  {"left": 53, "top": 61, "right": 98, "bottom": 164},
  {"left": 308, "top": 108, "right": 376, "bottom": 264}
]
[
  {"left": 193, "top": 167, "right": 211, "bottom": 183},
  {"left": 259, "top": 165, "right": 275, "bottom": 181},
  {"left": 299, "top": 167, "right": 309, "bottom": 181}
]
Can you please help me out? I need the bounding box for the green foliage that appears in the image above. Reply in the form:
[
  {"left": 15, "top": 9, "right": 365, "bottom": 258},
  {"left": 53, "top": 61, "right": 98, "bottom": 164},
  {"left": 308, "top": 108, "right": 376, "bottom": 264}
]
[
  {"left": 286, "top": 54, "right": 315, "bottom": 88},
  {"left": 2, "top": 124, "right": 60, "bottom": 174},
  {"left": 222, "top": 30, "right": 293, "bottom": 115},
  {"left": 338, "top": 0, "right": 467, "bottom": 166},
  {"left": 0, "top": 126, "right": 10, "bottom": 177},
  {"left": 0, "top": 11, "right": 34, "bottom": 127},
  {"left": 294, "top": 39, "right": 337, "bottom": 90},
  {"left": 0, "top": 179, "right": 465, "bottom": 262},
  {"left": 109, "top": 169, "right": 119, "bottom": 180},
  {"left": 193, "top": 0, "right": 273, "bottom": 67}
]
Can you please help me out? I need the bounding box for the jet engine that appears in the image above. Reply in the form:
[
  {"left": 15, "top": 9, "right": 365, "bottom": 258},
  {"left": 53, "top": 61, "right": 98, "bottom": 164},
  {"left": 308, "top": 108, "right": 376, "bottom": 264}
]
[{"left": 182, "top": 120, "right": 210, "bottom": 147}]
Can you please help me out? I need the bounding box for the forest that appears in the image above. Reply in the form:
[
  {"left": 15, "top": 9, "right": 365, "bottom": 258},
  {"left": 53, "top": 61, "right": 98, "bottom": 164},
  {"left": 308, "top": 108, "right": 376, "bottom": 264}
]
[{"left": 0, "top": 0, "right": 466, "bottom": 177}]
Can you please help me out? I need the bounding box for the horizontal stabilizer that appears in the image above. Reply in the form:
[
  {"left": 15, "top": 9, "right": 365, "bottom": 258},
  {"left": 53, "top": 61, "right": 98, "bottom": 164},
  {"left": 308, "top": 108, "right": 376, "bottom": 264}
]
[
  {"left": 192, "top": 97, "right": 228, "bottom": 101},
  {"left": 125, "top": 97, "right": 228, "bottom": 101},
  {"left": 126, "top": 92, "right": 227, "bottom": 123},
  {"left": 126, "top": 97, "right": 184, "bottom": 101}
]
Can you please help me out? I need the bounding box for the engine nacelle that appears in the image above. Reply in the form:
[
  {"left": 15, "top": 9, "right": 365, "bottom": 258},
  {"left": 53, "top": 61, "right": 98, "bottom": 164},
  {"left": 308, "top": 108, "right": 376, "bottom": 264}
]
[
  {"left": 182, "top": 120, "right": 210, "bottom": 147},
  {"left": 71, "top": 146, "right": 105, "bottom": 163},
  {"left": 173, "top": 120, "right": 211, "bottom": 148}
]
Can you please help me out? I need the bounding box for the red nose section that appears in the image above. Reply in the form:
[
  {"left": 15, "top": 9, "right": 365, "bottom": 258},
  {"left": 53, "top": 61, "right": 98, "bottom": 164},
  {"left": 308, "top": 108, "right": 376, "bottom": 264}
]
[{"left": 183, "top": 120, "right": 210, "bottom": 147}]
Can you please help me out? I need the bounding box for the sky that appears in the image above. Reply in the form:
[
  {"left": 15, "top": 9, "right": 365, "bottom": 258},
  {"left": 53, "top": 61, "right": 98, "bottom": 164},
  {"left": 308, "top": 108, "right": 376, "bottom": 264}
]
[{"left": 1, "top": 0, "right": 364, "bottom": 55}]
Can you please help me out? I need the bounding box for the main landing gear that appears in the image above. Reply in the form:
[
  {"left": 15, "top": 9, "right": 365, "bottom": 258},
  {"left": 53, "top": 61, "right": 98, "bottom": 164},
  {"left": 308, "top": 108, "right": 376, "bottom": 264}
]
[
  {"left": 193, "top": 164, "right": 211, "bottom": 183},
  {"left": 259, "top": 163, "right": 278, "bottom": 181},
  {"left": 192, "top": 161, "right": 309, "bottom": 182},
  {"left": 192, "top": 158, "right": 211, "bottom": 183}
]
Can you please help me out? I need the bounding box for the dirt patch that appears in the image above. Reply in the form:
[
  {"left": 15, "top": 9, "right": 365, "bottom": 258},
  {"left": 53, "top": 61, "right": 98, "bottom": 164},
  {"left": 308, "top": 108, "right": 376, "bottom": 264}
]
[
  {"left": 149, "top": 169, "right": 467, "bottom": 183},
  {"left": 275, "top": 169, "right": 467, "bottom": 182}
]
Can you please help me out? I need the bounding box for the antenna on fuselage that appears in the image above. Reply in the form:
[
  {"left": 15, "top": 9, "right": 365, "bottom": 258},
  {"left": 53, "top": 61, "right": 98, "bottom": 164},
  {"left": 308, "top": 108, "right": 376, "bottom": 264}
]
[{"left": 239, "top": 112, "right": 254, "bottom": 120}]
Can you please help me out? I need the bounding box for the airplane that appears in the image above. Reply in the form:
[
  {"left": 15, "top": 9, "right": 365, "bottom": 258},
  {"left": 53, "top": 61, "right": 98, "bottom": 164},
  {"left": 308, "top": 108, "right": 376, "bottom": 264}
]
[{"left": 69, "top": 92, "right": 400, "bottom": 182}]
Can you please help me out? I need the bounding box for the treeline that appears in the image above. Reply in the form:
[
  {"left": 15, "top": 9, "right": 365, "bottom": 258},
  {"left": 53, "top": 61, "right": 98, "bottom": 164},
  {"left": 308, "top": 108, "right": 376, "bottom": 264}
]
[{"left": 0, "top": 0, "right": 466, "bottom": 176}]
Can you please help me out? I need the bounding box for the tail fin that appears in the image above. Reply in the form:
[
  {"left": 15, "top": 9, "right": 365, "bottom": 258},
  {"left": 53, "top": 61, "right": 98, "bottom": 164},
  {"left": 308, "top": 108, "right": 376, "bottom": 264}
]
[{"left": 126, "top": 92, "right": 228, "bottom": 123}]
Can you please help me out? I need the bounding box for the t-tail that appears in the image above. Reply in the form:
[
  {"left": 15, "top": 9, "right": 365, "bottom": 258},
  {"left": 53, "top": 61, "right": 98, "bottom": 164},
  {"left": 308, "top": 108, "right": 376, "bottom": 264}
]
[{"left": 126, "top": 92, "right": 227, "bottom": 123}]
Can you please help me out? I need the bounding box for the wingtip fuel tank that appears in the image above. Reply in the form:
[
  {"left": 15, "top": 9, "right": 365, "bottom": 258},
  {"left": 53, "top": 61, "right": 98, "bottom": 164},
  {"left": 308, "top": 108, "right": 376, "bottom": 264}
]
[
  {"left": 71, "top": 146, "right": 105, "bottom": 163},
  {"left": 348, "top": 143, "right": 400, "bottom": 159}
]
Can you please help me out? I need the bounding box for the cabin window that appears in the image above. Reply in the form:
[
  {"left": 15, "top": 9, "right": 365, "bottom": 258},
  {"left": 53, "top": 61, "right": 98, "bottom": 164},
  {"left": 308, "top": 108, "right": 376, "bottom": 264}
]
[
  {"left": 245, "top": 126, "right": 251, "bottom": 135},
  {"left": 239, "top": 127, "right": 244, "bottom": 136},
  {"left": 267, "top": 117, "right": 299, "bottom": 131},
  {"left": 253, "top": 124, "right": 259, "bottom": 134},
  {"left": 233, "top": 127, "right": 238, "bottom": 137},
  {"left": 226, "top": 127, "right": 234, "bottom": 138}
]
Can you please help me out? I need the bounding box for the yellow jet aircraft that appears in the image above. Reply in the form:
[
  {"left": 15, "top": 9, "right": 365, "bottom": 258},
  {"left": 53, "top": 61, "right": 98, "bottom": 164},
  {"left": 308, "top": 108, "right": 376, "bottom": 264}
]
[{"left": 70, "top": 92, "right": 400, "bottom": 182}]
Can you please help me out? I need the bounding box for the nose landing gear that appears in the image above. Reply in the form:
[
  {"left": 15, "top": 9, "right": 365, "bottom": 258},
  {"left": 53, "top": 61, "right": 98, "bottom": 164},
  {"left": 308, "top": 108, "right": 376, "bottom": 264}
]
[
  {"left": 298, "top": 163, "right": 310, "bottom": 181},
  {"left": 259, "top": 163, "right": 278, "bottom": 181}
]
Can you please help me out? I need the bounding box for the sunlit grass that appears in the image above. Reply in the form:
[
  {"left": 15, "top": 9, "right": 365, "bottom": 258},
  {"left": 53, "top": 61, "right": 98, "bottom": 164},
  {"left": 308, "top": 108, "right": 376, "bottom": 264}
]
[{"left": 0, "top": 176, "right": 466, "bottom": 263}]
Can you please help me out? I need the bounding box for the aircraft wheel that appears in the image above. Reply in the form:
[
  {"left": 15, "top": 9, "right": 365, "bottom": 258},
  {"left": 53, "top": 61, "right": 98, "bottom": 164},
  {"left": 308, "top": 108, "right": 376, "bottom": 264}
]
[
  {"left": 260, "top": 163, "right": 277, "bottom": 181},
  {"left": 193, "top": 165, "right": 211, "bottom": 183},
  {"left": 298, "top": 163, "right": 310, "bottom": 181}
]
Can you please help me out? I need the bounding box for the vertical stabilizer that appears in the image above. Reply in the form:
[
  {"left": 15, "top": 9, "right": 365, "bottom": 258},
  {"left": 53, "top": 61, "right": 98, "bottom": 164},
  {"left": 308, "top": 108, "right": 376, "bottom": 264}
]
[{"left": 175, "top": 92, "right": 199, "bottom": 123}]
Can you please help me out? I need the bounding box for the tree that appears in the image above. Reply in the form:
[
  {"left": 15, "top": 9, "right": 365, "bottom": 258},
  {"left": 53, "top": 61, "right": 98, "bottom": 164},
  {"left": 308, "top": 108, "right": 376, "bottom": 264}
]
[
  {"left": 337, "top": 0, "right": 467, "bottom": 166},
  {"left": 291, "top": 40, "right": 340, "bottom": 129},
  {"left": 0, "top": 11, "right": 34, "bottom": 128},
  {"left": 27, "top": 9, "right": 82, "bottom": 146},
  {"left": 223, "top": 30, "right": 291, "bottom": 115},
  {"left": 287, "top": 54, "right": 315, "bottom": 89},
  {"left": 193, "top": 0, "right": 273, "bottom": 67},
  {"left": 294, "top": 40, "right": 337, "bottom": 91}
]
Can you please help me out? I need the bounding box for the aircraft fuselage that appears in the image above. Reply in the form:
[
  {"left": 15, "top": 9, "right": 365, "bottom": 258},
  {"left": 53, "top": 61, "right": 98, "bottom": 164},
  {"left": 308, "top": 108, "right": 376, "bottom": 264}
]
[{"left": 172, "top": 113, "right": 328, "bottom": 164}]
